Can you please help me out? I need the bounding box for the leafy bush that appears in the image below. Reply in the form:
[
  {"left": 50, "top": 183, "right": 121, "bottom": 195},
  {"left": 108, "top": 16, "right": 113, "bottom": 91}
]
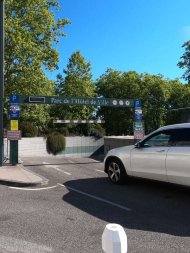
[
  {"left": 89, "top": 124, "right": 105, "bottom": 138},
  {"left": 20, "top": 122, "right": 38, "bottom": 137},
  {"left": 57, "top": 127, "right": 70, "bottom": 136},
  {"left": 43, "top": 124, "right": 105, "bottom": 137},
  {"left": 43, "top": 127, "right": 70, "bottom": 137},
  {"left": 46, "top": 132, "right": 66, "bottom": 155}
]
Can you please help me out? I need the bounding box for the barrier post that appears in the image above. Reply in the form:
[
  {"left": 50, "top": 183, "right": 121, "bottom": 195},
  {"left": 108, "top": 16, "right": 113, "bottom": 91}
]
[{"left": 102, "top": 223, "right": 127, "bottom": 253}]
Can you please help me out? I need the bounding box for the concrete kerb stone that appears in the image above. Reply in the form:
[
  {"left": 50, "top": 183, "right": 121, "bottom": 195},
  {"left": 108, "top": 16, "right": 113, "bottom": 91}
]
[{"left": 0, "top": 163, "right": 48, "bottom": 187}]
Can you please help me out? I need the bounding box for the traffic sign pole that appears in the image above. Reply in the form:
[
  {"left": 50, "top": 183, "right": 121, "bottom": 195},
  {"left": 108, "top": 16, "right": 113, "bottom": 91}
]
[
  {"left": 134, "top": 99, "right": 144, "bottom": 140},
  {"left": 9, "top": 96, "right": 20, "bottom": 165},
  {"left": 0, "top": 0, "right": 4, "bottom": 166}
]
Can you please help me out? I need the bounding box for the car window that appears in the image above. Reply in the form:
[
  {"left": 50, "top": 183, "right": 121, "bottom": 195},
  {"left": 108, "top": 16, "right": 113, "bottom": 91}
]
[
  {"left": 143, "top": 131, "right": 172, "bottom": 147},
  {"left": 170, "top": 128, "right": 190, "bottom": 146}
]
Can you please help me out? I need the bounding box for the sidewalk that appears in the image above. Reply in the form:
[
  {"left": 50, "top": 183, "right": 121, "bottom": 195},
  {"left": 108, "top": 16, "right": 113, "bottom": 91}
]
[{"left": 0, "top": 163, "right": 47, "bottom": 186}]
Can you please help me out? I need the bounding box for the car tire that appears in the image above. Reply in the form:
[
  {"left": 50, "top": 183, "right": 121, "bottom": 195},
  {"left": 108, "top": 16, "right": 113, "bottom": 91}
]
[{"left": 107, "top": 158, "right": 127, "bottom": 184}]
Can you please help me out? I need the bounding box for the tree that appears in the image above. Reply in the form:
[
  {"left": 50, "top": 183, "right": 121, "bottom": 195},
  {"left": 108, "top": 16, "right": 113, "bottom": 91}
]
[
  {"left": 55, "top": 51, "right": 97, "bottom": 121},
  {"left": 166, "top": 79, "right": 190, "bottom": 125},
  {"left": 96, "top": 69, "right": 141, "bottom": 135},
  {"left": 139, "top": 74, "right": 170, "bottom": 133},
  {"left": 96, "top": 69, "right": 189, "bottom": 135},
  {"left": 4, "top": 0, "right": 70, "bottom": 129},
  {"left": 178, "top": 41, "right": 190, "bottom": 83},
  {"left": 5, "top": 0, "right": 70, "bottom": 94}
]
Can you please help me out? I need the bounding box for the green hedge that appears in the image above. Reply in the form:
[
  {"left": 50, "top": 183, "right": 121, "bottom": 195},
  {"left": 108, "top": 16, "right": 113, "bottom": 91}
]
[
  {"left": 20, "top": 122, "right": 38, "bottom": 137},
  {"left": 46, "top": 132, "right": 66, "bottom": 155}
]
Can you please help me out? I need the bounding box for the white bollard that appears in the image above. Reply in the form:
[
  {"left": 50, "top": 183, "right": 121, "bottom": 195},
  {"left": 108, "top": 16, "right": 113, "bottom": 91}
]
[{"left": 102, "top": 223, "right": 127, "bottom": 253}]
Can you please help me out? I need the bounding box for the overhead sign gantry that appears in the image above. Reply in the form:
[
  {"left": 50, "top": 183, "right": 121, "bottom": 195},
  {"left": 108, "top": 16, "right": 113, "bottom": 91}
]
[
  {"left": 10, "top": 94, "right": 134, "bottom": 107},
  {"left": 8, "top": 94, "right": 144, "bottom": 165}
]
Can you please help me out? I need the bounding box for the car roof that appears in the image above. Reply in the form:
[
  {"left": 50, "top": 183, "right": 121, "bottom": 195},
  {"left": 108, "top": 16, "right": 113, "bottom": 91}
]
[{"left": 158, "top": 123, "right": 190, "bottom": 131}]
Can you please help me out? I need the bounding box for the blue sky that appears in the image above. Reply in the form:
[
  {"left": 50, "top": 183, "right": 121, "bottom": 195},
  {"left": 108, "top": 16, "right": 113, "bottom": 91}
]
[{"left": 47, "top": 0, "right": 190, "bottom": 82}]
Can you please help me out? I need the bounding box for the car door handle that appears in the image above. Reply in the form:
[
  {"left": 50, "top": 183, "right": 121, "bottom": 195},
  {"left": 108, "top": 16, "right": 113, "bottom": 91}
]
[{"left": 156, "top": 150, "right": 165, "bottom": 152}]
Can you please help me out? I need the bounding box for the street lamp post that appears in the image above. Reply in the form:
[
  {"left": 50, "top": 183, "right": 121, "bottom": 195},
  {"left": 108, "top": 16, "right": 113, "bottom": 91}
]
[{"left": 0, "top": 0, "right": 4, "bottom": 166}]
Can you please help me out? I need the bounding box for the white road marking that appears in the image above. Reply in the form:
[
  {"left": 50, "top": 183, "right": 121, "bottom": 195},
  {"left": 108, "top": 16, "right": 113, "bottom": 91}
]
[
  {"left": 67, "top": 159, "right": 74, "bottom": 163},
  {"left": 43, "top": 162, "right": 72, "bottom": 176},
  {"left": 96, "top": 169, "right": 105, "bottom": 173},
  {"left": 9, "top": 185, "right": 58, "bottom": 191},
  {"left": 90, "top": 158, "right": 104, "bottom": 164},
  {"left": 54, "top": 167, "right": 72, "bottom": 176},
  {"left": 8, "top": 182, "right": 132, "bottom": 211},
  {"left": 63, "top": 171, "right": 72, "bottom": 175},
  {"left": 57, "top": 183, "right": 131, "bottom": 212}
]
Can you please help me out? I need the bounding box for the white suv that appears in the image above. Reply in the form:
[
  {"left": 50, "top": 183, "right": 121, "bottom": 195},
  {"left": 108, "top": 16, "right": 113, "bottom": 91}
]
[{"left": 104, "top": 123, "right": 190, "bottom": 186}]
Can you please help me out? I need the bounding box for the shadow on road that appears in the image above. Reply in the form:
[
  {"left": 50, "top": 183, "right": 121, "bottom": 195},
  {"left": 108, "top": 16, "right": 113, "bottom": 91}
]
[{"left": 62, "top": 177, "right": 190, "bottom": 237}]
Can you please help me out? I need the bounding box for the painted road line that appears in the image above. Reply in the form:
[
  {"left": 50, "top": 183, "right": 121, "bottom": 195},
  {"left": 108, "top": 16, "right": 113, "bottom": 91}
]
[
  {"left": 57, "top": 183, "right": 131, "bottom": 212},
  {"left": 67, "top": 159, "right": 74, "bottom": 163},
  {"left": 96, "top": 169, "right": 105, "bottom": 173},
  {"left": 9, "top": 185, "right": 58, "bottom": 191},
  {"left": 54, "top": 167, "right": 62, "bottom": 172},
  {"left": 9, "top": 183, "right": 131, "bottom": 211},
  {"left": 43, "top": 162, "right": 72, "bottom": 176},
  {"left": 43, "top": 162, "right": 58, "bottom": 168},
  {"left": 63, "top": 171, "right": 72, "bottom": 176},
  {"left": 54, "top": 167, "right": 72, "bottom": 176},
  {"left": 90, "top": 158, "right": 104, "bottom": 163}
]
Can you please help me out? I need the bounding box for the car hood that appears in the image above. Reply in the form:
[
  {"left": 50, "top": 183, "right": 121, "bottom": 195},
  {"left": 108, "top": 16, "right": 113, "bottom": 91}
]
[{"left": 105, "top": 145, "right": 135, "bottom": 157}]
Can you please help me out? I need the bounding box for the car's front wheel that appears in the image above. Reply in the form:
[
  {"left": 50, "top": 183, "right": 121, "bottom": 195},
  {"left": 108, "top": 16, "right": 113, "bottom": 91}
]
[{"left": 107, "top": 158, "right": 127, "bottom": 184}]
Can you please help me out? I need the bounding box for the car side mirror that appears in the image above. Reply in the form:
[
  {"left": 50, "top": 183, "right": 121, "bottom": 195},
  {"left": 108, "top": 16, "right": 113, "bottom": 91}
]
[{"left": 135, "top": 142, "right": 143, "bottom": 148}]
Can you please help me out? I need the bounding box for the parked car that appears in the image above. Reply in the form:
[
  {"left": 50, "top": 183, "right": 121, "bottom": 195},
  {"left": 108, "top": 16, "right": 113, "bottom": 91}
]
[{"left": 104, "top": 123, "right": 190, "bottom": 186}]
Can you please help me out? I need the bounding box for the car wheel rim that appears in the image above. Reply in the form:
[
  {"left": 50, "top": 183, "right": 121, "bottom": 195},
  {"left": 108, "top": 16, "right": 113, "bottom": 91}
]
[{"left": 108, "top": 162, "right": 120, "bottom": 183}]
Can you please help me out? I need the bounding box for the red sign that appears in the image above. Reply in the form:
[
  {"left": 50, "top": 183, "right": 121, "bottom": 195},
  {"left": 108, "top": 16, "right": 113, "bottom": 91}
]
[
  {"left": 134, "top": 130, "right": 144, "bottom": 139},
  {"left": 7, "top": 131, "right": 22, "bottom": 140}
]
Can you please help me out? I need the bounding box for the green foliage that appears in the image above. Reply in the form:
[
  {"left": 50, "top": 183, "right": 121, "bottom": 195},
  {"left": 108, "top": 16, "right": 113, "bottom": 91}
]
[
  {"left": 20, "top": 104, "right": 51, "bottom": 134},
  {"left": 96, "top": 69, "right": 141, "bottom": 135},
  {"left": 165, "top": 79, "right": 190, "bottom": 125},
  {"left": 56, "top": 127, "right": 70, "bottom": 136},
  {"left": 89, "top": 124, "right": 106, "bottom": 138},
  {"left": 46, "top": 132, "right": 66, "bottom": 155},
  {"left": 139, "top": 74, "right": 170, "bottom": 133},
  {"left": 4, "top": 0, "right": 70, "bottom": 129},
  {"left": 5, "top": 0, "right": 190, "bottom": 136},
  {"left": 5, "top": 0, "right": 70, "bottom": 78},
  {"left": 178, "top": 41, "right": 190, "bottom": 83},
  {"left": 96, "top": 69, "right": 190, "bottom": 135},
  {"left": 53, "top": 51, "right": 97, "bottom": 120},
  {"left": 44, "top": 123, "right": 105, "bottom": 137},
  {"left": 20, "top": 122, "right": 38, "bottom": 137}
]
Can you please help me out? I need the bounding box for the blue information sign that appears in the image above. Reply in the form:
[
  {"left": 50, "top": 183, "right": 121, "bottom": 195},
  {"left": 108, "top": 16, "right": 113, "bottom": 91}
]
[
  {"left": 134, "top": 99, "right": 141, "bottom": 108},
  {"left": 10, "top": 111, "right": 20, "bottom": 119},
  {"left": 135, "top": 114, "right": 142, "bottom": 120},
  {"left": 134, "top": 109, "right": 143, "bottom": 120},
  {"left": 10, "top": 104, "right": 20, "bottom": 119},
  {"left": 10, "top": 94, "right": 20, "bottom": 104}
]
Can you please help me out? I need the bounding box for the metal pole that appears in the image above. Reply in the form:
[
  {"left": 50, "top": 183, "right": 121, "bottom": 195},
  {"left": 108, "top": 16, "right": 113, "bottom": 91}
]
[{"left": 0, "top": 0, "right": 4, "bottom": 166}]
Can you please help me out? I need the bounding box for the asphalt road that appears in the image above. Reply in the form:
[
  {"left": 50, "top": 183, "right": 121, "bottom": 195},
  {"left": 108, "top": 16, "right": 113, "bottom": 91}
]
[{"left": 0, "top": 156, "right": 190, "bottom": 253}]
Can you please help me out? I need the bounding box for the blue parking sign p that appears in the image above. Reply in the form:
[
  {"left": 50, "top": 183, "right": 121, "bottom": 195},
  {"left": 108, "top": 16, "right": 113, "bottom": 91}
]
[
  {"left": 10, "top": 94, "right": 19, "bottom": 104},
  {"left": 134, "top": 99, "right": 141, "bottom": 108}
]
